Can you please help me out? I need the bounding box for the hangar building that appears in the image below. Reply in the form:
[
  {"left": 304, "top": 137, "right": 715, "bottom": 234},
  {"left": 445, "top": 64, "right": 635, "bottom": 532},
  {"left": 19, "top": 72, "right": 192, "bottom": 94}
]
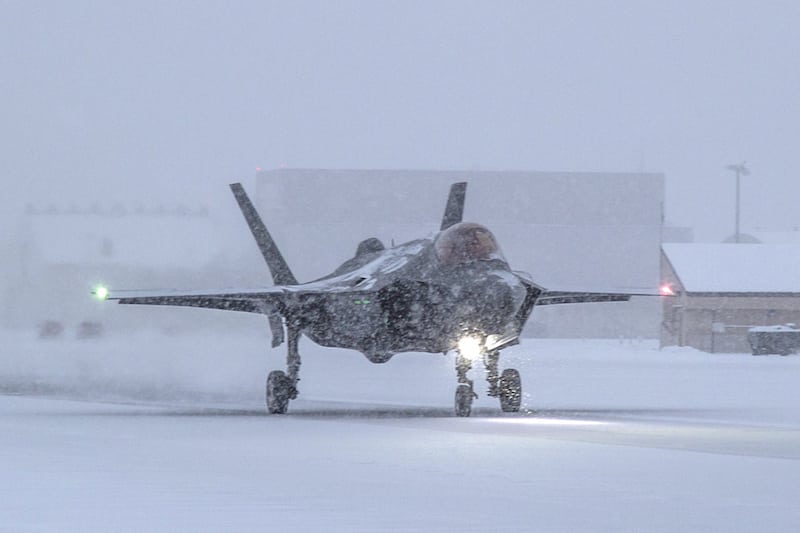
[
  {"left": 255, "top": 168, "right": 665, "bottom": 338},
  {"left": 661, "top": 243, "right": 800, "bottom": 352}
]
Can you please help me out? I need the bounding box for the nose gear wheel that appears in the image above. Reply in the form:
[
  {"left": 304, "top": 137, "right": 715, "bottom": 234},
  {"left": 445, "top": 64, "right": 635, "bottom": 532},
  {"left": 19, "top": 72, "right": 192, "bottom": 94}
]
[
  {"left": 455, "top": 383, "right": 474, "bottom": 417},
  {"left": 498, "top": 368, "right": 522, "bottom": 412},
  {"left": 266, "top": 370, "right": 292, "bottom": 414}
]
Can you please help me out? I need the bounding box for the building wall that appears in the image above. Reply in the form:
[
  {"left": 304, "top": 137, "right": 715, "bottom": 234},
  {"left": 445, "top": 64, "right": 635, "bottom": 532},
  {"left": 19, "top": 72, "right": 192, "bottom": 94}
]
[{"left": 663, "top": 298, "right": 800, "bottom": 353}]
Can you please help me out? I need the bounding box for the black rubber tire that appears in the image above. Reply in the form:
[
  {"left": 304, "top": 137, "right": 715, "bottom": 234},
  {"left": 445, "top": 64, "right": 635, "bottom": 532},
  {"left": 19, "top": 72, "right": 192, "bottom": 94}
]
[
  {"left": 499, "top": 368, "right": 522, "bottom": 412},
  {"left": 266, "top": 370, "right": 291, "bottom": 414},
  {"left": 454, "top": 384, "right": 473, "bottom": 417}
]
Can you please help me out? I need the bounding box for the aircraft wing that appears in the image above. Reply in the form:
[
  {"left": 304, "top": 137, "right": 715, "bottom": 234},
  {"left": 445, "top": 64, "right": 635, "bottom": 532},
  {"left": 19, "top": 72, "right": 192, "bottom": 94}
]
[
  {"left": 99, "top": 286, "right": 296, "bottom": 347},
  {"left": 99, "top": 287, "right": 287, "bottom": 314},
  {"left": 536, "top": 288, "right": 663, "bottom": 306}
]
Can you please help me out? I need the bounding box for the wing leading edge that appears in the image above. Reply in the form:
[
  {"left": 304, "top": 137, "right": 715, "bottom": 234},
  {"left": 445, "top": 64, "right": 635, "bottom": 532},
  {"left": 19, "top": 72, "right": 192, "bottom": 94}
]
[{"left": 535, "top": 288, "right": 662, "bottom": 306}]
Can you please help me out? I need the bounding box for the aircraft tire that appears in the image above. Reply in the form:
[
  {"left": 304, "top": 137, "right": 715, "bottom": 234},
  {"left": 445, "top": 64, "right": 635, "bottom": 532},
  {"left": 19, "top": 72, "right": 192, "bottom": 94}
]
[
  {"left": 266, "top": 370, "right": 291, "bottom": 414},
  {"left": 454, "top": 383, "right": 473, "bottom": 417},
  {"left": 499, "top": 368, "right": 522, "bottom": 413}
]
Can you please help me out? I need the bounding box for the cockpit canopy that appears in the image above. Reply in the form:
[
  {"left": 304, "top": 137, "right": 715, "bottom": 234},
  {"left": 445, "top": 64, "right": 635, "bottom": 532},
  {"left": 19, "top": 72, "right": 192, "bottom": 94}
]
[{"left": 434, "top": 222, "right": 506, "bottom": 266}]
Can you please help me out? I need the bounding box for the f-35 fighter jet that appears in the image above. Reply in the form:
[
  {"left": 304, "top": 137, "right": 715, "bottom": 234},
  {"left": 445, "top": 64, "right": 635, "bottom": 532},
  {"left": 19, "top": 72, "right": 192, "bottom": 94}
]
[{"left": 98, "top": 181, "right": 656, "bottom": 416}]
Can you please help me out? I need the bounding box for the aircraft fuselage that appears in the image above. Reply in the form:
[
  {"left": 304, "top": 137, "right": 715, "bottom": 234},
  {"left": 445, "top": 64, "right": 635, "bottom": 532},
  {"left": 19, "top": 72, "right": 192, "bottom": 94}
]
[{"left": 281, "top": 236, "right": 534, "bottom": 363}]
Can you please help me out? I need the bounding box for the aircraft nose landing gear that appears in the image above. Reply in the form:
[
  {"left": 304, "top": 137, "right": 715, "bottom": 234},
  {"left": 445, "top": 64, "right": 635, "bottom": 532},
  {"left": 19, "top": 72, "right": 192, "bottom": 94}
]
[{"left": 454, "top": 346, "right": 523, "bottom": 416}]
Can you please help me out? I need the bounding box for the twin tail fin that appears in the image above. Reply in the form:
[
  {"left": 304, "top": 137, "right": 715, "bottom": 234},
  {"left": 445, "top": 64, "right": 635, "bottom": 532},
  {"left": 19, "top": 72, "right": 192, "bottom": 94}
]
[{"left": 229, "top": 182, "right": 298, "bottom": 286}]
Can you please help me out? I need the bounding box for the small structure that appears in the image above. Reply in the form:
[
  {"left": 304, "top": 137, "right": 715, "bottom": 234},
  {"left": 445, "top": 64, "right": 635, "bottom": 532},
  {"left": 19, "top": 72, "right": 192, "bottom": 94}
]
[
  {"left": 748, "top": 324, "right": 800, "bottom": 355},
  {"left": 661, "top": 243, "right": 800, "bottom": 352}
]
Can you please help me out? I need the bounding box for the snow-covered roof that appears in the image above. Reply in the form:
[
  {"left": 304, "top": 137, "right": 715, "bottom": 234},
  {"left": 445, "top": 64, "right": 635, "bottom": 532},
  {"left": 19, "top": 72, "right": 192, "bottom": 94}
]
[{"left": 662, "top": 243, "right": 800, "bottom": 293}]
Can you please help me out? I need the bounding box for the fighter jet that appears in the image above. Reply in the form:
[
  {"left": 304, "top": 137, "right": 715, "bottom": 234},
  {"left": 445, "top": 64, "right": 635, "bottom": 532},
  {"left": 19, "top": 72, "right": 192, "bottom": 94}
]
[{"left": 97, "top": 182, "right": 657, "bottom": 416}]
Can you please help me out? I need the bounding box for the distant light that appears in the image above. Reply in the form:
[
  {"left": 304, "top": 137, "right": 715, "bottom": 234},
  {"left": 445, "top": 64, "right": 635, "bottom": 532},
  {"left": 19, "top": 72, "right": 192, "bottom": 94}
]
[
  {"left": 255, "top": 167, "right": 262, "bottom": 172},
  {"left": 660, "top": 284, "right": 675, "bottom": 296},
  {"left": 93, "top": 286, "right": 109, "bottom": 300}
]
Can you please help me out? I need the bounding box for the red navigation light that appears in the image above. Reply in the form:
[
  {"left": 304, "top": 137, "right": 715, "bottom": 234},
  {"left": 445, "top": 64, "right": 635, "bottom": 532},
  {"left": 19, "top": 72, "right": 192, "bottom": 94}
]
[{"left": 660, "top": 284, "right": 675, "bottom": 296}]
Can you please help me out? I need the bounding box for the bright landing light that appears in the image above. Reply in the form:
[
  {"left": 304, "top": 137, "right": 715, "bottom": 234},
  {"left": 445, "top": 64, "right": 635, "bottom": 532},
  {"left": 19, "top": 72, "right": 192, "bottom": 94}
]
[
  {"left": 457, "top": 336, "right": 483, "bottom": 360},
  {"left": 93, "top": 286, "right": 109, "bottom": 300},
  {"left": 660, "top": 284, "right": 676, "bottom": 296}
]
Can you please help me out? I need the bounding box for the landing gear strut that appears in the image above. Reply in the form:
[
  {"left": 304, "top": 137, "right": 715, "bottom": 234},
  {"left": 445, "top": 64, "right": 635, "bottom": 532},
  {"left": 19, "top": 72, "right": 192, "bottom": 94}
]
[
  {"left": 266, "top": 326, "right": 301, "bottom": 414},
  {"left": 454, "top": 352, "right": 477, "bottom": 417},
  {"left": 484, "top": 351, "right": 500, "bottom": 398}
]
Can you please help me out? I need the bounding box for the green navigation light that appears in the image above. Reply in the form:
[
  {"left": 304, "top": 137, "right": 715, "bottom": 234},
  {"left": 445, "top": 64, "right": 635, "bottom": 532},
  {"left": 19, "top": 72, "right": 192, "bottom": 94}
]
[{"left": 94, "top": 286, "right": 109, "bottom": 300}]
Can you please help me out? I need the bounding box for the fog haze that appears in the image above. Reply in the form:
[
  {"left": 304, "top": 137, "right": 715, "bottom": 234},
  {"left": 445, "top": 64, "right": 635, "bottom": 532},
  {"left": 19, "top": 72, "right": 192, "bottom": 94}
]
[
  {"left": 2, "top": 0, "right": 799, "bottom": 241},
  {"left": 4, "top": 7, "right": 800, "bottom": 529}
]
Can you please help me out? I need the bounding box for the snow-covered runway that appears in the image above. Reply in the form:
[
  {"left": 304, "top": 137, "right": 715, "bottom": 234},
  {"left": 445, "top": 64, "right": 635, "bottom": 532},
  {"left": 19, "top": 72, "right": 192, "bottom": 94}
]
[{"left": 2, "top": 332, "right": 800, "bottom": 531}]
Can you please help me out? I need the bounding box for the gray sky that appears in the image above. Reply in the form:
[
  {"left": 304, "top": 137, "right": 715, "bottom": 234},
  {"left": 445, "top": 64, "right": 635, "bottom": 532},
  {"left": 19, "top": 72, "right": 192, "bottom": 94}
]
[{"left": 2, "top": 0, "right": 799, "bottom": 241}]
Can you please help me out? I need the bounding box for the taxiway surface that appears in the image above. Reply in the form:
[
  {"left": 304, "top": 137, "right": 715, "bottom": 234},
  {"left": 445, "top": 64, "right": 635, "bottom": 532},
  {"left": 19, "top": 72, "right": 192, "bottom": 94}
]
[{"left": 2, "top": 333, "right": 800, "bottom": 531}]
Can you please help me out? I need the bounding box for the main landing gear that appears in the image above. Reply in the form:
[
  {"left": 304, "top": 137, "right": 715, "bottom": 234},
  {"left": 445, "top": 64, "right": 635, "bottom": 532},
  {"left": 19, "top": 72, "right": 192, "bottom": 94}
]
[
  {"left": 266, "top": 327, "right": 301, "bottom": 414},
  {"left": 453, "top": 349, "right": 522, "bottom": 417}
]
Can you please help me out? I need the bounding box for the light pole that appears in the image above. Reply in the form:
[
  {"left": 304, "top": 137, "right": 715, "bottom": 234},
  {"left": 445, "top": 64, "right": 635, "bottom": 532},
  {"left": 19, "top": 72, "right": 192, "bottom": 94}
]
[{"left": 726, "top": 162, "right": 750, "bottom": 243}]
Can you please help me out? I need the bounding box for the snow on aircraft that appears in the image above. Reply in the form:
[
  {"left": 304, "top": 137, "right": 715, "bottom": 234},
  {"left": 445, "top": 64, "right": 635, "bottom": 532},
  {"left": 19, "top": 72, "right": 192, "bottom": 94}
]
[{"left": 96, "top": 182, "right": 658, "bottom": 416}]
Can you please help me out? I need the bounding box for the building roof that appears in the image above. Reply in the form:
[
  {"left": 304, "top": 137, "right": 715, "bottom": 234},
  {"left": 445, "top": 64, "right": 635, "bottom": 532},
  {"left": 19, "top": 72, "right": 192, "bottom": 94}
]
[{"left": 662, "top": 243, "right": 800, "bottom": 293}]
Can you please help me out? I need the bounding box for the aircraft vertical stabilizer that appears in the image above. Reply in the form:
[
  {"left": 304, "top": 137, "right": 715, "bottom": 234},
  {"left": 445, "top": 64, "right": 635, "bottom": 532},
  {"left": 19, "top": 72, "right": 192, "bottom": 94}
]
[
  {"left": 440, "top": 182, "right": 467, "bottom": 231},
  {"left": 230, "top": 182, "right": 299, "bottom": 286}
]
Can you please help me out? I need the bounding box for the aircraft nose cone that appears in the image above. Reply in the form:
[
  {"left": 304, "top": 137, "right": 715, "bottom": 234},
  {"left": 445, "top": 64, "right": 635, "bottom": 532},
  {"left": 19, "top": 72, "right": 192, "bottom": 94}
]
[{"left": 456, "top": 279, "right": 517, "bottom": 332}]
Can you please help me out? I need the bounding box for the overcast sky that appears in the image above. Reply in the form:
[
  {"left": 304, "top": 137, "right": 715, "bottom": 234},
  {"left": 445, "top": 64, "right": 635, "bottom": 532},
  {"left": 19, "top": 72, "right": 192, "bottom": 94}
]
[{"left": 2, "top": 0, "right": 799, "bottom": 241}]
